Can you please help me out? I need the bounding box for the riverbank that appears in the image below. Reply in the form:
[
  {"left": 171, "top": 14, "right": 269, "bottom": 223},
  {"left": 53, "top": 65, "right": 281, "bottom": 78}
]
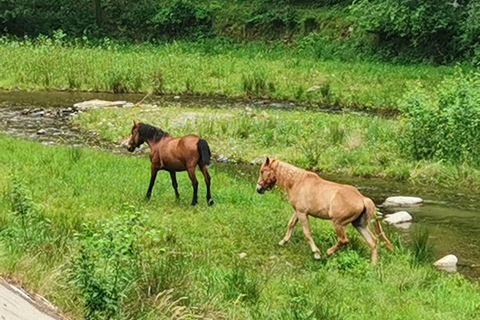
[
  {"left": 73, "top": 101, "right": 480, "bottom": 194},
  {"left": 0, "top": 38, "right": 462, "bottom": 112},
  {"left": 0, "top": 135, "right": 479, "bottom": 319}
]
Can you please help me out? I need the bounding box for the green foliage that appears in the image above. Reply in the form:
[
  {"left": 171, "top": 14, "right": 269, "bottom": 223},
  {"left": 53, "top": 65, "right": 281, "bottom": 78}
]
[
  {"left": 401, "top": 70, "right": 480, "bottom": 166},
  {"left": 222, "top": 267, "right": 260, "bottom": 304},
  {"left": 409, "top": 228, "right": 435, "bottom": 267},
  {"left": 150, "top": 0, "right": 212, "bottom": 38},
  {"left": 350, "top": 0, "right": 478, "bottom": 63},
  {"left": 1, "top": 179, "right": 52, "bottom": 251},
  {"left": 71, "top": 205, "right": 148, "bottom": 319}
]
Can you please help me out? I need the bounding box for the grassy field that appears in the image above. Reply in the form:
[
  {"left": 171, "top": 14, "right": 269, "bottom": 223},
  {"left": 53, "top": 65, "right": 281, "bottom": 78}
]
[
  {"left": 73, "top": 104, "right": 480, "bottom": 193},
  {"left": 0, "top": 135, "right": 479, "bottom": 319},
  {"left": 0, "top": 38, "right": 461, "bottom": 111}
]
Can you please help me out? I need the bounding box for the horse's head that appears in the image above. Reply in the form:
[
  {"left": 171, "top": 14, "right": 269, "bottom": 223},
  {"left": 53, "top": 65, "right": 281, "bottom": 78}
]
[
  {"left": 257, "top": 157, "right": 277, "bottom": 194},
  {"left": 127, "top": 121, "right": 144, "bottom": 152}
]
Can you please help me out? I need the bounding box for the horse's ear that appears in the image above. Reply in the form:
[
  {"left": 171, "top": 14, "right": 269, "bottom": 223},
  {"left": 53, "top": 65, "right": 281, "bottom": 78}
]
[
  {"left": 133, "top": 120, "right": 139, "bottom": 127},
  {"left": 265, "top": 157, "right": 270, "bottom": 165}
]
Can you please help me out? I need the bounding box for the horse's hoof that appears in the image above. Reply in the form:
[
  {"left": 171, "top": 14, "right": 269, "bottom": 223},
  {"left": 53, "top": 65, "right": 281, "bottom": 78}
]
[
  {"left": 208, "top": 199, "right": 215, "bottom": 206},
  {"left": 314, "top": 252, "right": 321, "bottom": 260},
  {"left": 191, "top": 202, "right": 198, "bottom": 206},
  {"left": 278, "top": 240, "right": 286, "bottom": 247}
]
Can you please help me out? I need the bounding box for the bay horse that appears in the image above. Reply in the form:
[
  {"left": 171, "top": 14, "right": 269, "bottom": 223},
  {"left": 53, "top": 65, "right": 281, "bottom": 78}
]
[
  {"left": 127, "top": 121, "right": 214, "bottom": 206},
  {"left": 256, "top": 158, "right": 394, "bottom": 264}
]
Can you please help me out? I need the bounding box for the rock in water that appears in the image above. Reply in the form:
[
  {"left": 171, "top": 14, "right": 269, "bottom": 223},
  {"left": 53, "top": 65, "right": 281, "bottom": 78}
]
[
  {"left": 434, "top": 254, "right": 458, "bottom": 273},
  {"left": 384, "top": 211, "right": 413, "bottom": 224},
  {"left": 382, "top": 196, "right": 423, "bottom": 207},
  {"left": 37, "top": 129, "right": 46, "bottom": 135}
]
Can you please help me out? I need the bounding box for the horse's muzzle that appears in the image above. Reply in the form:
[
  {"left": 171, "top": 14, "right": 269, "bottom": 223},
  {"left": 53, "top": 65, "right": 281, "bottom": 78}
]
[
  {"left": 256, "top": 185, "right": 265, "bottom": 194},
  {"left": 127, "top": 145, "right": 135, "bottom": 152}
]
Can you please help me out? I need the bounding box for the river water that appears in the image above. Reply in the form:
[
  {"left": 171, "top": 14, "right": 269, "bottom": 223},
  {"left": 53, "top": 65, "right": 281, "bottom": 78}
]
[{"left": 0, "top": 91, "right": 478, "bottom": 278}]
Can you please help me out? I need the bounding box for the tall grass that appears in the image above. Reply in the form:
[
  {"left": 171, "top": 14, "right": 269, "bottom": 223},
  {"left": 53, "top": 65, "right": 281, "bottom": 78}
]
[
  {"left": 0, "top": 37, "right": 461, "bottom": 111},
  {"left": 0, "top": 135, "right": 479, "bottom": 319}
]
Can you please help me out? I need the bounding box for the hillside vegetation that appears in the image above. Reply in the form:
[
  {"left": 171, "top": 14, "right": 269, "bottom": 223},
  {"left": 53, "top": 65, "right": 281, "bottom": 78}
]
[{"left": 2, "top": 0, "right": 479, "bottom": 64}]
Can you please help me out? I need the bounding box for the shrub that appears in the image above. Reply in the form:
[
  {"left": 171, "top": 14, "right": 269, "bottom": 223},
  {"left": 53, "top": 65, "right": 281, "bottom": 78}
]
[
  {"left": 71, "top": 205, "right": 148, "bottom": 319},
  {"left": 1, "top": 179, "right": 51, "bottom": 251},
  {"left": 150, "top": 0, "right": 212, "bottom": 38},
  {"left": 400, "top": 70, "right": 480, "bottom": 166},
  {"left": 350, "top": 0, "right": 473, "bottom": 63}
]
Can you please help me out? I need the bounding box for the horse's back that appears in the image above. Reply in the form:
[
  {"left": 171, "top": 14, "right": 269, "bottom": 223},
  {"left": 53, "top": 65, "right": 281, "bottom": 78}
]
[{"left": 295, "top": 173, "right": 365, "bottom": 219}]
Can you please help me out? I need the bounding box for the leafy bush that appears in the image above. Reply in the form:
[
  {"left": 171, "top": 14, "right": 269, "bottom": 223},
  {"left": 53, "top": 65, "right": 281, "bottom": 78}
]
[
  {"left": 150, "top": 0, "right": 212, "bottom": 38},
  {"left": 1, "top": 179, "right": 51, "bottom": 251},
  {"left": 400, "top": 70, "right": 480, "bottom": 166},
  {"left": 71, "top": 205, "right": 150, "bottom": 319},
  {"left": 350, "top": 0, "right": 476, "bottom": 63}
]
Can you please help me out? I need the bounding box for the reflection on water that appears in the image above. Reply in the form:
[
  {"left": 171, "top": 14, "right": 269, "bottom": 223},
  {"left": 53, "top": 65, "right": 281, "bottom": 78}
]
[{"left": 0, "top": 90, "right": 479, "bottom": 278}]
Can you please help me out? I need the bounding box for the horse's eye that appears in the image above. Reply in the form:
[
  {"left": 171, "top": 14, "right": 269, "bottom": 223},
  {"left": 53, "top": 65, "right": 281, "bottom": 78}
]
[{"left": 261, "top": 170, "right": 264, "bottom": 174}]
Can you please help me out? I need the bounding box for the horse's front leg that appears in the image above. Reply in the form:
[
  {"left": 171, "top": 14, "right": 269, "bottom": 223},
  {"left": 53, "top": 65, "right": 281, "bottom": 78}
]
[
  {"left": 187, "top": 166, "right": 199, "bottom": 206},
  {"left": 146, "top": 165, "right": 159, "bottom": 199},
  {"left": 278, "top": 212, "right": 298, "bottom": 246},
  {"left": 298, "top": 213, "right": 321, "bottom": 260},
  {"left": 169, "top": 171, "right": 180, "bottom": 200}
]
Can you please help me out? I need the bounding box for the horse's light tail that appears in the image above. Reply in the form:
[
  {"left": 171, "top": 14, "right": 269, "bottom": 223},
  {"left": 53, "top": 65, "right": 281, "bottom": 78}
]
[
  {"left": 198, "top": 139, "right": 211, "bottom": 166},
  {"left": 364, "top": 197, "right": 395, "bottom": 251}
]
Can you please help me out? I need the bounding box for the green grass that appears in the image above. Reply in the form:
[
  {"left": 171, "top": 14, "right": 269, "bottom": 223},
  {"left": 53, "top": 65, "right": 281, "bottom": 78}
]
[
  {"left": 0, "top": 38, "right": 462, "bottom": 111},
  {"left": 0, "top": 135, "right": 479, "bottom": 319},
  {"left": 74, "top": 104, "right": 480, "bottom": 193}
]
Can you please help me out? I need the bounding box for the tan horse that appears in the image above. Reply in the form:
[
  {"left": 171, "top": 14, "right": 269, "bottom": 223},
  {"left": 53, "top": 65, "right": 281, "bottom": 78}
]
[
  {"left": 127, "top": 121, "right": 214, "bottom": 206},
  {"left": 256, "top": 158, "right": 394, "bottom": 264}
]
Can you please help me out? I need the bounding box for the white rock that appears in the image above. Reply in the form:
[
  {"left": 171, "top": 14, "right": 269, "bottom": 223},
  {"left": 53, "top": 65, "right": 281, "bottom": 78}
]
[
  {"left": 382, "top": 196, "right": 423, "bottom": 207},
  {"left": 434, "top": 254, "right": 458, "bottom": 272},
  {"left": 73, "top": 99, "right": 126, "bottom": 110},
  {"left": 392, "top": 222, "right": 412, "bottom": 230},
  {"left": 239, "top": 252, "right": 247, "bottom": 259},
  {"left": 111, "top": 100, "right": 127, "bottom": 106},
  {"left": 433, "top": 254, "right": 458, "bottom": 267},
  {"left": 384, "top": 211, "right": 413, "bottom": 224},
  {"left": 37, "top": 129, "right": 46, "bottom": 135},
  {"left": 173, "top": 95, "right": 181, "bottom": 99}
]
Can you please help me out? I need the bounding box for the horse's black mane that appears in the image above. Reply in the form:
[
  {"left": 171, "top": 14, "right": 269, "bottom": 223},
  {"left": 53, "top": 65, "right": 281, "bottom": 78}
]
[{"left": 138, "top": 123, "right": 170, "bottom": 142}]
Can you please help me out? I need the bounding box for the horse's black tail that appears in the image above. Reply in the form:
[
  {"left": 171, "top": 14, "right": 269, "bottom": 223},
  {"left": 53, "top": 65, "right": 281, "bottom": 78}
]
[{"left": 198, "top": 139, "right": 211, "bottom": 166}]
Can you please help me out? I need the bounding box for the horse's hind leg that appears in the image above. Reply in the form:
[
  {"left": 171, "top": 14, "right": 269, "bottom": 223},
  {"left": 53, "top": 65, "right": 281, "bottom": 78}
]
[
  {"left": 327, "top": 222, "right": 349, "bottom": 257},
  {"left": 187, "top": 166, "right": 199, "bottom": 206},
  {"left": 278, "top": 212, "right": 298, "bottom": 246},
  {"left": 352, "top": 213, "right": 378, "bottom": 264},
  {"left": 199, "top": 164, "right": 214, "bottom": 206},
  {"left": 169, "top": 171, "right": 180, "bottom": 200}
]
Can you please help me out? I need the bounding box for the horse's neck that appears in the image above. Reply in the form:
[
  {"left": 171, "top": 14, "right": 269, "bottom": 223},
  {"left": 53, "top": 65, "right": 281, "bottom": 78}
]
[
  {"left": 272, "top": 161, "right": 308, "bottom": 192},
  {"left": 145, "top": 135, "right": 172, "bottom": 150}
]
